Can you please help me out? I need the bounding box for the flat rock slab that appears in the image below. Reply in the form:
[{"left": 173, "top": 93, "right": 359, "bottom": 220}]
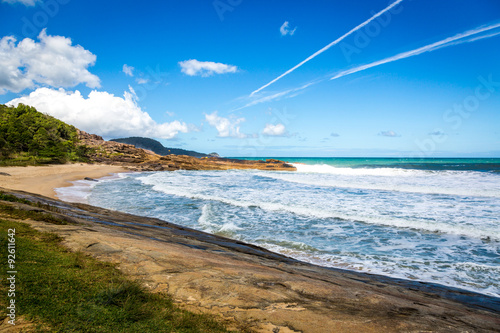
[{"left": 1, "top": 188, "right": 499, "bottom": 333}]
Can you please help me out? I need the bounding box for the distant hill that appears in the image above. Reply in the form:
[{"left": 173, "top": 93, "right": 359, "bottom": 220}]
[{"left": 110, "top": 137, "right": 209, "bottom": 158}]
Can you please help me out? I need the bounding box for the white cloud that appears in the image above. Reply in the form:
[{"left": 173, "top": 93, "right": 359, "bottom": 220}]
[
  {"left": 136, "top": 78, "right": 149, "bottom": 84},
  {"left": 378, "top": 130, "right": 401, "bottom": 137},
  {"left": 0, "top": 29, "right": 99, "bottom": 94},
  {"left": 280, "top": 21, "right": 297, "bottom": 36},
  {"left": 330, "top": 132, "right": 340, "bottom": 137},
  {"left": 179, "top": 59, "right": 238, "bottom": 77},
  {"left": 7, "top": 87, "right": 189, "bottom": 139},
  {"left": 205, "top": 111, "right": 246, "bottom": 138},
  {"left": 2, "top": 0, "right": 39, "bottom": 6},
  {"left": 122, "top": 64, "right": 134, "bottom": 76},
  {"left": 262, "top": 123, "right": 286, "bottom": 136}
]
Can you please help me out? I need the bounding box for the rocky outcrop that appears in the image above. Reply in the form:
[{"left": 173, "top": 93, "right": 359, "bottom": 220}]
[
  {"left": 2, "top": 188, "right": 499, "bottom": 333},
  {"left": 76, "top": 129, "right": 104, "bottom": 141},
  {"left": 77, "top": 130, "right": 296, "bottom": 172}
]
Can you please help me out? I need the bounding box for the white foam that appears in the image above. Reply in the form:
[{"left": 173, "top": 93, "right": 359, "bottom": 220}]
[
  {"left": 262, "top": 169, "right": 500, "bottom": 198},
  {"left": 55, "top": 179, "right": 97, "bottom": 203},
  {"left": 91, "top": 169, "right": 500, "bottom": 297},
  {"left": 292, "top": 163, "right": 418, "bottom": 176},
  {"left": 55, "top": 172, "right": 132, "bottom": 203},
  {"left": 138, "top": 173, "right": 500, "bottom": 240}
]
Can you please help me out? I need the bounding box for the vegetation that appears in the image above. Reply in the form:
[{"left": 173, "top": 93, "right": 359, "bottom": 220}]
[
  {"left": 0, "top": 218, "right": 232, "bottom": 332},
  {"left": 0, "top": 104, "right": 91, "bottom": 165},
  {"left": 111, "top": 137, "right": 210, "bottom": 158}
]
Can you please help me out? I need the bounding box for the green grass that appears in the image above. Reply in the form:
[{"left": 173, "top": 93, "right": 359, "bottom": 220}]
[
  {"left": 0, "top": 191, "right": 68, "bottom": 225},
  {"left": 0, "top": 219, "right": 232, "bottom": 332},
  {"left": 0, "top": 192, "right": 32, "bottom": 205},
  {"left": 0, "top": 204, "right": 69, "bottom": 225}
]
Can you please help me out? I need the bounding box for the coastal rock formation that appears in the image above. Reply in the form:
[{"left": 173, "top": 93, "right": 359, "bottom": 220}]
[
  {"left": 77, "top": 130, "right": 296, "bottom": 172},
  {"left": 1, "top": 188, "right": 499, "bottom": 333},
  {"left": 110, "top": 136, "right": 210, "bottom": 158}
]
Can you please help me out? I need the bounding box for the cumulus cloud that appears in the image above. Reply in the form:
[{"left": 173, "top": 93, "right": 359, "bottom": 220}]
[
  {"left": 7, "top": 87, "right": 189, "bottom": 139},
  {"left": 0, "top": 29, "right": 100, "bottom": 94},
  {"left": 378, "top": 130, "right": 401, "bottom": 137},
  {"left": 2, "top": 0, "right": 39, "bottom": 6},
  {"left": 179, "top": 59, "right": 238, "bottom": 77},
  {"left": 262, "top": 123, "right": 287, "bottom": 136},
  {"left": 122, "top": 64, "right": 134, "bottom": 76},
  {"left": 280, "top": 21, "right": 297, "bottom": 36},
  {"left": 205, "top": 111, "right": 246, "bottom": 138}
]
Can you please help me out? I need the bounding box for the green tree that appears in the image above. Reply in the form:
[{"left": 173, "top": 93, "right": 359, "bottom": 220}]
[{"left": 0, "top": 104, "right": 90, "bottom": 164}]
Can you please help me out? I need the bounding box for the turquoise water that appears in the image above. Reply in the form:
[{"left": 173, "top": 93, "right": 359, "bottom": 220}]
[
  {"left": 239, "top": 157, "right": 500, "bottom": 171},
  {"left": 56, "top": 158, "right": 500, "bottom": 297}
]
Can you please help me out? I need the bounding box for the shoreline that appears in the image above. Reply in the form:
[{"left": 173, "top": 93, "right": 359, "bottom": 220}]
[
  {"left": 0, "top": 187, "right": 499, "bottom": 332},
  {"left": 3, "top": 163, "right": 499, "bottom": 298},
  {"left": 0, "top": 163, "right": 128, "bottom": 200},
  {"left": 1, "top": 164, "right": 499, "bottom": 331}
]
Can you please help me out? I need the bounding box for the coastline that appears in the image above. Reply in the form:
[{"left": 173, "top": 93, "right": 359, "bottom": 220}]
[
  {"left": 0, "top": 163, "right": 128, "bottom": 199},
  {"left": 0, "top": 187, "right": 499, "bottom": 332},
  {"left": 1, "top": 164, "right": 499, "bottom": 331}
]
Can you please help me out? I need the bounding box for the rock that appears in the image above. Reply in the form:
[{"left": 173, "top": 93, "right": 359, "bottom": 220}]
[
  {"left": 84, "top": 177, "right": 98, "bottom": 182},
  {"left": 3, "top": 189, "right": 498, "bottom": 333},
  {"left": 77, "top": 131, "right": 297, "bottom": 172},
  {"left": 77, "top": 129, "right": 103, "bottom": 141}
]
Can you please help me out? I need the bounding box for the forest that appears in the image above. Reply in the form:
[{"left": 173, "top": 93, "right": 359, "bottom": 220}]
[{"left": 0, "top": 104, "right": 90, "bottom": 165}]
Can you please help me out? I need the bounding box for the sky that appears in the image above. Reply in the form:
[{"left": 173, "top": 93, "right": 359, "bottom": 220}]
[{"left": 1, "top": 0, "right": 499, "bottom": 157}]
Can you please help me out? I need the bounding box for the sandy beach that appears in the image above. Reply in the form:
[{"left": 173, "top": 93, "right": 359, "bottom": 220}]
[
  {"left": 0, "top": 164, "right": 127, "bottom": 199},
  {"left": 0, "top": 164, "right": 499, "bottom": 331}
]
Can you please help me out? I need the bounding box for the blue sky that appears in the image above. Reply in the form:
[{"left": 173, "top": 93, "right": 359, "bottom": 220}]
[{"left": 1, "top": 0, "right": 499, "bottom": 157}]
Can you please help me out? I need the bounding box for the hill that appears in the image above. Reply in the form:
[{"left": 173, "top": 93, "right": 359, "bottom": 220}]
[
  {"left": 0, "top": 104, "right": 294, "bottom": 171},
  {"left": 110, "top": 137, "right": 209, "bottom": 158},
  {"left": 0, "top": 104, "right": 89, "bottom": 165}
]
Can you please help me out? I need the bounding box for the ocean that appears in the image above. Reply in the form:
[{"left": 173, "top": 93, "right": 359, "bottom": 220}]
[{"left": 56, "top": 158, "right": 500, "bottom": 297}]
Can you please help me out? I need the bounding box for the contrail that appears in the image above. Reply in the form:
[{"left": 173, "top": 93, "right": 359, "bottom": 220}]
[
  {"left": 234, "top": 80, "right": 318, "bottom": 111},
  {"left": 237, "top": 21, "right": 500, "bottom": 111},
  {"left": 330, "top": 22, "right": 500, "bottom": 81},
  {"left": 250, "top": 0, "right": 404, "bottom": 96}
]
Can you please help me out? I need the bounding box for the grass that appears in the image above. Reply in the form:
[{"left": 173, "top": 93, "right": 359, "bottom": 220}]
[
  {"left": 0, "top": 218, "right": 233, "bottom": 332},
  {"left": 0, "top": 192, "right": 68, "bottom": 225},
  {"left": 0, "top": 153, "right": 62, "bottom": 166},
  {"left": 0, "top": 192, "right": 33, "bottom": 205}
]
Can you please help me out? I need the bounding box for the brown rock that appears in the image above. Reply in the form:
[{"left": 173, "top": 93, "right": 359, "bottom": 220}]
[
  {"left": 77, "top": 131, "right": 296, "bottom": 172},
  {"left": 1, "top": 189, "right": 499, "bottom": 333}
]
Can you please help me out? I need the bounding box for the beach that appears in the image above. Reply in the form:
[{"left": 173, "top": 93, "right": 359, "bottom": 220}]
[
  {"left": 0, "top": 185, "right": 499, "bottom": 332},
  {"left": 0, "top": 164, "right": 127, "bottom": 199},
  {"left": 81, "top": 158, "right": 500, "bottom": 297},
  {"left": 0, "top": 162, "right": 499, "bottom": 332}
]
